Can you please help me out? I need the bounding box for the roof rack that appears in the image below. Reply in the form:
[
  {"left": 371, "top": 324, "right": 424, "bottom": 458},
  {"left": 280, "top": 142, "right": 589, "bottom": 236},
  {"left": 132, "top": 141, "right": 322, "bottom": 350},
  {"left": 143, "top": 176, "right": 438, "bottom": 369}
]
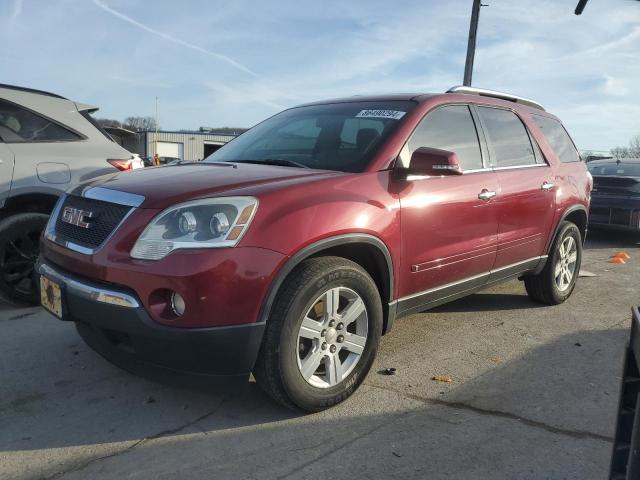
[
  {"left": 0, "top": 83, "right": 67, "bottom": 100},
  {"left": 446, "top": 85, "right": 545, "bottom": 111}
]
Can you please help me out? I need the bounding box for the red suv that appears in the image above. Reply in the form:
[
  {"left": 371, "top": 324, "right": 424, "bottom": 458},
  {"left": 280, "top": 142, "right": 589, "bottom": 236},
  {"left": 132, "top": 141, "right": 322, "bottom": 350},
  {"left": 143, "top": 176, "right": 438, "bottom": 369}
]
[{"left": 38, "top": 86, "right": 591, "bottom": 411}]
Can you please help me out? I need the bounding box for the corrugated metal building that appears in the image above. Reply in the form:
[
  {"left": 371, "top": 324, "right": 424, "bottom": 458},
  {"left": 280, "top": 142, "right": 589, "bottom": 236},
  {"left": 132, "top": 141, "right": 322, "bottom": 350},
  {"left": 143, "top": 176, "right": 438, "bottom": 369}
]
[
  {"left": 105, "top": 128, "right": 237, "bottom": 161},
  {"left": 142, "top": 131, "right": 236, "bottom": 161}
]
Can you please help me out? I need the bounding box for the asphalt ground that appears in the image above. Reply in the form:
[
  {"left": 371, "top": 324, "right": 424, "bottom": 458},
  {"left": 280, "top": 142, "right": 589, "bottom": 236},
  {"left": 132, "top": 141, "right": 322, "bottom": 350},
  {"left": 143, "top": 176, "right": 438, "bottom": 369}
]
[{"left": 1, "top": 229, "right": 638, "bottom": 480}]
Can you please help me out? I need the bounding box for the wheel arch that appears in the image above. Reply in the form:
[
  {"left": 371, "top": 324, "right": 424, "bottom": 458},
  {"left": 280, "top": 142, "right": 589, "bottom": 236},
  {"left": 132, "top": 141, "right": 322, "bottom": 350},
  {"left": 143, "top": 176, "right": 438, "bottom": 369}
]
[
  {"left": 547, "top": 205, "right": 588, "bottom": 254},
  {"left": 258, "top": 234, "right": 396, "bottom": 335},
  {"left": 1, "top": 192, "right": 60, "bottom": 219}
]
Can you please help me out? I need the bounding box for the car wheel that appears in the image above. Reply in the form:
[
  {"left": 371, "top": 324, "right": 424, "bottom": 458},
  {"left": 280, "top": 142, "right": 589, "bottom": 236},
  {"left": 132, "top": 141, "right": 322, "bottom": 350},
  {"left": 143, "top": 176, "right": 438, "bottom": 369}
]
[
  {"left": 524, "top": 221, "right": 582, "bottom": 305},
  {"left": 254, "top": 256, "right": 383, "bottom": 411},
  {"left": 0, "top": 213, "right": 49, "bottom": 305}
]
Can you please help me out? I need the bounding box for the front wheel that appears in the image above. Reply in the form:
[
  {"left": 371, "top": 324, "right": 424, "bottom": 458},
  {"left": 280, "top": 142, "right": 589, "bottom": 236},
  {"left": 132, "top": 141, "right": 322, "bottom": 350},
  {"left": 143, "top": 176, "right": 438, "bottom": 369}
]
[
  {"left": 524, "top": 221, "right": 582, "bottom": 305},
  {"left": 254, "top": 256, "right": 383, "bottom": 411},
  {"left": 0, "top": 213, "right": 49, "bottom": 304}
]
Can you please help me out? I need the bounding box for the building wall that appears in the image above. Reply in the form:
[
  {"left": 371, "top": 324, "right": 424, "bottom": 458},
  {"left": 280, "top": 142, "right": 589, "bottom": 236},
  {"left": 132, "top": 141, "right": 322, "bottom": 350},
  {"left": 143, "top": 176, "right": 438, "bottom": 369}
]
[{"left": 144, "top": 131, "right": 236, "bottom": 161}]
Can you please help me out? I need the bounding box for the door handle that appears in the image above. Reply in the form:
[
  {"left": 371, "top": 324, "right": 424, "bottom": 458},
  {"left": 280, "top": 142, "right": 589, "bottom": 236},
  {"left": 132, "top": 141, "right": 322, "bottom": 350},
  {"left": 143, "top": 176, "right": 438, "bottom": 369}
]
[
  {"left": 478, "top": 189, "right": 497, "bottom": 200},
  {"left": 541, "top": 181, "right": 554, "bottom": 191}
]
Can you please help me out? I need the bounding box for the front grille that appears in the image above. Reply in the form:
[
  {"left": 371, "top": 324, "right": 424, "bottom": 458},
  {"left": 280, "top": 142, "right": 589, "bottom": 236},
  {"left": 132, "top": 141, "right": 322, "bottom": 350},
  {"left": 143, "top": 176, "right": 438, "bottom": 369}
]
[
  {"left": 54, "top": 195, "right": 131, "bottom": 249},
  {"left": 611, "top": 208, "right": 632, "bottom": 226}
]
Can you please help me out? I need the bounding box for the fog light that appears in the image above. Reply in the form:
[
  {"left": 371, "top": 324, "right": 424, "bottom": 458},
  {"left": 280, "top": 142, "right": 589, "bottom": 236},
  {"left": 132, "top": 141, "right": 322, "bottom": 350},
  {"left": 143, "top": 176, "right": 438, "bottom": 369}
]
[{"left": 170, "top": 292, "right": 186, "bottom": 316}]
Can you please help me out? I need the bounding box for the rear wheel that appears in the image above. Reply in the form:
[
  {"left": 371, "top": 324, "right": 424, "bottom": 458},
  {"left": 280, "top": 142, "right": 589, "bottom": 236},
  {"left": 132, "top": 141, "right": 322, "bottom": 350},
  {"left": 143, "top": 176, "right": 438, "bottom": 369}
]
[
  {"left": 0, "top": 213, "right": 49, "bottom": 304},
  {"left": 524, "top": 221, "right": 582, "bottom": 305},
  {"left": 254, "top": 256, "right": 382, "bottom": 411}
]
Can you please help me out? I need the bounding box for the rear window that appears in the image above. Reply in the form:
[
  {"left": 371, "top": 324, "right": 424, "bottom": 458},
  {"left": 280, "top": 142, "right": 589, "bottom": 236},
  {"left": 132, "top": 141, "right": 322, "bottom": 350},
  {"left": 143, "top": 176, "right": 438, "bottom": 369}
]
[
  {"left": 477, "top": 107, "right": 537, "bottom": 168},
  {"left": 532, "top": 115, "right": 580, "bottom": 163},
  {"left": 206, "top": 101, "right": 416, "bottom": 173},
  {"left": 587, "top": 162, "right": 640, "bottom": 177},
  {"left": 81, "top": 110, "right": 114, "bottom": 142},
  {"left": 0, "top": 99, "right": 81, "bottom": 143}
]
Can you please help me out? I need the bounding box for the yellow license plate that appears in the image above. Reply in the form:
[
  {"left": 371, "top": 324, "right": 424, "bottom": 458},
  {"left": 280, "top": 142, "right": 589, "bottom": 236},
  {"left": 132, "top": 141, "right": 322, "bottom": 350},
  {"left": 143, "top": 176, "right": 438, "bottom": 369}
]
[{"left": 40, "top": 276, "right": 62, "bottom": 318}]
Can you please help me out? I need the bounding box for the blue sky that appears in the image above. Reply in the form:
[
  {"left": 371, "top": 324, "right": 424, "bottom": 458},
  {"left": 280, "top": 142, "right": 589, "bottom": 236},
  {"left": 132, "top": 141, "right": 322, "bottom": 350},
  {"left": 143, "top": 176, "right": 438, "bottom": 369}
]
[{"left": 1, "top": 0, "right": 639, "bottom": 151}]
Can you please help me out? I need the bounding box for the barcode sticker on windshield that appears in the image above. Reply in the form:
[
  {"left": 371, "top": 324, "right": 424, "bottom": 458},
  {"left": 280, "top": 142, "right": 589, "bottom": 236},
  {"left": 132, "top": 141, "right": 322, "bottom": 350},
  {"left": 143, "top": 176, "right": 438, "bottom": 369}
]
[{"left": 356, "top": 109, "right": 407, "bottom": 120}]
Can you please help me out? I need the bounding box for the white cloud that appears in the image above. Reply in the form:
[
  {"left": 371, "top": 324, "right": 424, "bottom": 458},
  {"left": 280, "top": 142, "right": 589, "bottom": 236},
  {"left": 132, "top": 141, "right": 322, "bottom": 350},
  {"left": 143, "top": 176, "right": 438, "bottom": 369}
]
[
  {"left": 603, "top": 75, "right": 629, "bottom": 96},
  {"left": 0, "top": 0, "right": 638, "bottom": 149},
  {"left": 11, "top": 0, "right": 22, "bottom": 20},
  {"left": 91, "top": 0, "right": 257, "bottom": 76}
]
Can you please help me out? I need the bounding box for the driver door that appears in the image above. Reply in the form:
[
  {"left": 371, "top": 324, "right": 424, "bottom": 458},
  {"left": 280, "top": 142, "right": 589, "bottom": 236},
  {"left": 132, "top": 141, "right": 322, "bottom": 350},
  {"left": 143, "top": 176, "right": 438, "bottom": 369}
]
[{"left": 396, "top": 105, "right": 499, "bottom": 314}]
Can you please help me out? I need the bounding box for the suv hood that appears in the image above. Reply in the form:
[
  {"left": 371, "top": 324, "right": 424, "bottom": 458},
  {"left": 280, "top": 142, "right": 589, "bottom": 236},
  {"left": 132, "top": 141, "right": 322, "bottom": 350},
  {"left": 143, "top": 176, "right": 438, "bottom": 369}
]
[{"left": 79, "top": 163, "right": 341, "bottom": 209}]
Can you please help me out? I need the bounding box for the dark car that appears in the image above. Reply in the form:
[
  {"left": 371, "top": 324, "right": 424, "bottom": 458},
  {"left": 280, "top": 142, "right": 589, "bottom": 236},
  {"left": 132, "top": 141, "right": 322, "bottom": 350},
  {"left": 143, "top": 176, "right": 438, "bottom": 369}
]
[
  {"left": 38, "top": 86, "right": 591, "bottom": 411},
  {"left": 587, "top": 158, "right": 640, "bottom": 232}
]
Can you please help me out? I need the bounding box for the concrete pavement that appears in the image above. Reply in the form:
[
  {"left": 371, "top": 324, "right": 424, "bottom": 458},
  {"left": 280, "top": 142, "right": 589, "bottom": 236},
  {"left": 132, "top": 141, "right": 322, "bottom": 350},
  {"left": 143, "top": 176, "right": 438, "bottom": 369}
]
[{"left": 1, "top": 230, "right": 638, "bottom": 479}]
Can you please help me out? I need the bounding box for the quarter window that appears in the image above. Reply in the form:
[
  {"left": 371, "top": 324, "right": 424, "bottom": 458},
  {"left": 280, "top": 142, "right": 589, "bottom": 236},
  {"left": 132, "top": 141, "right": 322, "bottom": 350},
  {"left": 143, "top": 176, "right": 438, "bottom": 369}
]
[
  {"left": 0, "top": 99, "right": 81, "bottom": 143},
  {"left": 477, "top": 107, "right": 536, "bottom": 168},
  {"left": 406, "top": 105, "right": 483, "bottom": 171},
  {"left": 532, "top": 115, "right": 580, "bottom": 163}
]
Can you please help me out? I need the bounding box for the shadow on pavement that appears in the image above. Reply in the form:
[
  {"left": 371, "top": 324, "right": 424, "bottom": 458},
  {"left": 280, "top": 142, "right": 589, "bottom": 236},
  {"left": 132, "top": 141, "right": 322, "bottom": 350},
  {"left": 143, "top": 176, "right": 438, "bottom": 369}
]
[
  {"left": 432, "top": 292, "right": 546, "bottom": 313},
  {"left": 0, "top": 317, "right": 627, "bottom": 479}
]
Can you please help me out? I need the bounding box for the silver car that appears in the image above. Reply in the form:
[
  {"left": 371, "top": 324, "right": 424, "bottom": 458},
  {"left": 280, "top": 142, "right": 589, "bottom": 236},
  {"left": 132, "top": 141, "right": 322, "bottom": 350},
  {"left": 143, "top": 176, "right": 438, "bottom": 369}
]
[{"left": 0, "top": 84, "right": 137, "bottom": 303}]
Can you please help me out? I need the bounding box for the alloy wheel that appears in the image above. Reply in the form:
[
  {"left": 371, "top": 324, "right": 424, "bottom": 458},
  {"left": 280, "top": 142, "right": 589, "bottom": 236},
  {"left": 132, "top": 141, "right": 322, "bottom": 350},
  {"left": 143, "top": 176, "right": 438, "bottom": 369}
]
[
  {"left": 0, "top": 230, "right": 40, "bottom": 298},
  {"left": 296, "top": 287, "right": 368, "bottom": 389},
  {"left": 554, "top": 235, "right": 578, "bottom": 292}
]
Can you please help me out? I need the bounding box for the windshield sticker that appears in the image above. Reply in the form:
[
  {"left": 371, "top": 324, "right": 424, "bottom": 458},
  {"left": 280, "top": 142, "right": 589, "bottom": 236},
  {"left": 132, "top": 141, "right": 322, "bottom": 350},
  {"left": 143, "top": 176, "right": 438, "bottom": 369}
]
[{"left": 355, "top": 109, "right": 407, "bottom": 120}]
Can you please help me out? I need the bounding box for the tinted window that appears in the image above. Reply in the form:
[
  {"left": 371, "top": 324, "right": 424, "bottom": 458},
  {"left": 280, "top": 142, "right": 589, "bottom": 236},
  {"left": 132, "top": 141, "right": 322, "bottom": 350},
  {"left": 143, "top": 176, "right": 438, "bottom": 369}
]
[
  {"left": 532, "top": 115, "right": 580, "bottom": 163},
  {"left": 407, "top": 105, "right": 483, "bottom": 171},
  {"left": 207, "top": 101, "right": 416, "bottom": 173},
  {"left": 0, "top": 99, "right": 81, "bottom": 142},
  {"left": 478, "top": 107, "right": 536, "bottom": 167},
  {"left": 587, "top": 162, "right": 640, "bottom": 177},
  {"left": 81, "top": 110, "right": 114, "bottom": 142}
]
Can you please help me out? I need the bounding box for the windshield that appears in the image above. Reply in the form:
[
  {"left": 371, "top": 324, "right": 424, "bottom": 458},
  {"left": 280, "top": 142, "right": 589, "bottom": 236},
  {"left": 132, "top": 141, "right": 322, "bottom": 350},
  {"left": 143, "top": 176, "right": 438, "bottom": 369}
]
[
  {"left": 587, "top": 162, "right": 640, "bottom": 177},
  {"left": 205, "top": 101, "right": 416, "bottom": 172}
]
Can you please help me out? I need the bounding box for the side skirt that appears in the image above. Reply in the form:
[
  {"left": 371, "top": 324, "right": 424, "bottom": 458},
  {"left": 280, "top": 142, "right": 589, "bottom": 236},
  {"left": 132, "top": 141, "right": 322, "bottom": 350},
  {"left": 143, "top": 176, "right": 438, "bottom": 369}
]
[{"left": 391, "top": 256, "right": 546, "bottom": 319}]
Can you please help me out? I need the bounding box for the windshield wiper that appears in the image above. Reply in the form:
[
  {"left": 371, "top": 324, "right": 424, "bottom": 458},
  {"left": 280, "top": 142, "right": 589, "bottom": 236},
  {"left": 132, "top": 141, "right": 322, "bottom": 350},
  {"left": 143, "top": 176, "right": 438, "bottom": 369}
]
[{"left": 231, "top": 159, "right": 310, "bottom": 169}]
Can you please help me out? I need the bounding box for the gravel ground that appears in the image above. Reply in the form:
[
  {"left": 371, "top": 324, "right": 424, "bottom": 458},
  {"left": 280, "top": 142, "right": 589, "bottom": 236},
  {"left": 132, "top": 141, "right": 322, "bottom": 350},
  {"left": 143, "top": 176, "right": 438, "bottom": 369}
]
[{"left": 0, "top": 230, "right": 638, "bottom": 480}]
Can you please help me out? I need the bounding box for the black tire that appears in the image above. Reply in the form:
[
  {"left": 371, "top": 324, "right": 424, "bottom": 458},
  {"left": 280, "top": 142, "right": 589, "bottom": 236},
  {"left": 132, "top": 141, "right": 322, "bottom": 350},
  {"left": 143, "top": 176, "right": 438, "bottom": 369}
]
[
  {"left": 0, "top": 213, "right": 49, "bottom": 304},
  {"left": 524, "top": 221, "right": 582, "bottom": 305},
  {"left": 254, "top": 256, "right": 383, "bottom": 412}
]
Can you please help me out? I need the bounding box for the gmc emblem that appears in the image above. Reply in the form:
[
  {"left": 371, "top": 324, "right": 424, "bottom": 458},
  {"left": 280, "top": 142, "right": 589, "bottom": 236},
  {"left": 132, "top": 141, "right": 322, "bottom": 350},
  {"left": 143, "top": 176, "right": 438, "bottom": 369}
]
[{"left": 61, "top": 206, "right": 93, "bottom": 229}]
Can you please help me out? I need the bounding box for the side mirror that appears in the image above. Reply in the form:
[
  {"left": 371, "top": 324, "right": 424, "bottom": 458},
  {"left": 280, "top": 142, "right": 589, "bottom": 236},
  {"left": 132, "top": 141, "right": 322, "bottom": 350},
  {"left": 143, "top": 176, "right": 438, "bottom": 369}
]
[{"left": 408, "top": 147, "right": 463, "bottom": 177}]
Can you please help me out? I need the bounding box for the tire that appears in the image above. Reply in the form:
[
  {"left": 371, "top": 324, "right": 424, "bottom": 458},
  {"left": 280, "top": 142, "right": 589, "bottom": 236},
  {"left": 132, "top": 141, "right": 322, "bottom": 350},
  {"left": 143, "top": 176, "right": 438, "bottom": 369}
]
[
  {"left": 0, "top": 213, "right": 49, "bottom": 304},
  {"left": 254, "top": 256, "right": 383, "bottom": 412},
  {"left": 524, "top": 221, "right": 582, "bottom": 305}
]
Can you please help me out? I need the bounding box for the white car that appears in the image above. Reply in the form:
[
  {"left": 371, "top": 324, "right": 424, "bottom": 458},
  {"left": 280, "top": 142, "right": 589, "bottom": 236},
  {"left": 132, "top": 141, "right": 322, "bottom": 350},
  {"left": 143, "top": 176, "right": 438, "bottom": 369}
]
[{"left": 0, "top": 83, "right": 139, "bottom": 303}]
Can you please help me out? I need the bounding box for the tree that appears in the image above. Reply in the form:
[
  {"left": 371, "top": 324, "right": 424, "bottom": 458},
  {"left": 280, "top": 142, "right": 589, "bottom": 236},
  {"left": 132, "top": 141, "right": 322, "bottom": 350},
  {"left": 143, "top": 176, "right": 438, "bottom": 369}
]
[
  {"left": 123, "top": 116, "right": 159, "bottom": 132},
  {"left": 629, "top": 135, "right": 640, "bottom": 158},
  {"left": 610, "top": 146, "right": 629, "bottom": 160},
  {"left": 610, "top": 134, "right": 640, "bottom": 159},
  {"left": 95, "top": 118, "right": 122, "bottom": 128}
]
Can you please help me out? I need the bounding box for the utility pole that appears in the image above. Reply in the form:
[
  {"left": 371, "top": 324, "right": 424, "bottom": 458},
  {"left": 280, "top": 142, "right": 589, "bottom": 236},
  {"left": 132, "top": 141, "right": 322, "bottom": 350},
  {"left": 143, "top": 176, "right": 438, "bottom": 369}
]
[
  {"left": 154, "top": 96, "right": 159, "bottom": 159},
  {"left": 463, "top": 0, "right": 484, "bottom": 86}
]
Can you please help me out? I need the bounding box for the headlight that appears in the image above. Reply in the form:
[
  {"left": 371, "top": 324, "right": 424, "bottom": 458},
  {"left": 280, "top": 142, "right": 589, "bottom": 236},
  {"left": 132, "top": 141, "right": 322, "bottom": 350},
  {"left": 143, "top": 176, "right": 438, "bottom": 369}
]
[{"left": 131, "top": 197, "right": 258, "bottom": 260}]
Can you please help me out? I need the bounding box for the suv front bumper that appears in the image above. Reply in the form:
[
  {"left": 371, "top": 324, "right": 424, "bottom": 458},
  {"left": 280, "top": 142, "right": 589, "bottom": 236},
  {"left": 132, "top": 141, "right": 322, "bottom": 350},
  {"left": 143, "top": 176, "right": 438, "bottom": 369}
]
[{"left": 38, "top": 262, "right": 265, "bottom": 379}]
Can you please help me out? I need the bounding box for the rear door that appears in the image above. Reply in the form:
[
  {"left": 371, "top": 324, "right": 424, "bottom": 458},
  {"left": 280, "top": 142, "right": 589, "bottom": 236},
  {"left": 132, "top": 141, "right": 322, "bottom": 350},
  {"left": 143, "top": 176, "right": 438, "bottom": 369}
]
[
  {"left": 0, "top": 142, "right": 15, "bottom": 206},
  {"left": 475, "top": 106, "right": 556, "bottom": 272},
  {"left": 397, "top": 105, "right": 499, "bottom": 312}
]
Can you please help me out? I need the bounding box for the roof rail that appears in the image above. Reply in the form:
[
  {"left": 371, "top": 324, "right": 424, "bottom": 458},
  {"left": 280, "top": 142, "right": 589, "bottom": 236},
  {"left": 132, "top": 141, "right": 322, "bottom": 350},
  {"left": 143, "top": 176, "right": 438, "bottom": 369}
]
[
  {"left": 446, "top": 85, "right": 545, "bottom": 111},
  {"left": 0, "top": 83, "right": 67, "bottom": 100}
]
